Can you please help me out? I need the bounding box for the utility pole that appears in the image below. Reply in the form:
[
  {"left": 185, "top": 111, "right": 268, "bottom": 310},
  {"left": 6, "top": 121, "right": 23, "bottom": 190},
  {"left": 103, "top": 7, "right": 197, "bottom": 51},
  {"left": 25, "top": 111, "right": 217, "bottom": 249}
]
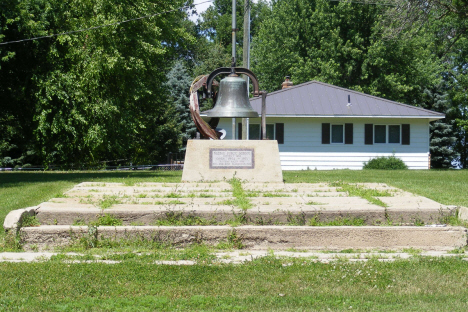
[
  {"left": 242, "top": 0, "right": 250, "bottom": 140},
  {"left": 232, "top": 0, "right": 238, "bottom": 140}
]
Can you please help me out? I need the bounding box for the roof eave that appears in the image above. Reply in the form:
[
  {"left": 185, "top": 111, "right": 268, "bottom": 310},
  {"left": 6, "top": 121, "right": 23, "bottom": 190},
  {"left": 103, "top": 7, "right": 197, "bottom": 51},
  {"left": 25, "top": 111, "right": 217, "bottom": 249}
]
[
  {"left": 257, "top": 114, "right": 445, "bottom": 121},
  {"left": 201, "top": 113, "right": 445, "bottom": 120}
]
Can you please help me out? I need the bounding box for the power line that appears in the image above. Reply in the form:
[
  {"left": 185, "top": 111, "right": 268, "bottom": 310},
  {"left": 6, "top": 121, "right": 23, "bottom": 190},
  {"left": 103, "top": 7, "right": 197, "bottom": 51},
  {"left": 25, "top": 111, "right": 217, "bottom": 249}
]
[
  {"left": 0, "top": 0, "right": 214, "bottom": 46},
  {"left": 327, "top": 0, "right": 395, "bottom": 5}
]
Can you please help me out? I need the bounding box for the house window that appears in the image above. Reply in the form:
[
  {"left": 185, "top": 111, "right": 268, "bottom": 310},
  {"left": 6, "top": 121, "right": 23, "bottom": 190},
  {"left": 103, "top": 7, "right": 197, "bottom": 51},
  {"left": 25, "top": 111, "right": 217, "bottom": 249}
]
[
  {"left": 331, "top": 125, "right": 344, "bottom": 143},
  {"left": 322, "top": 123, "right": 353, "bottom": 144},
  {"left": 388, "top": 125, "right": 401, "bottom": 143},
  {"left": 367, "top": 124, "right": 407, "bottom": 145},
  {"left": 249, "top": 124, "right": 261, "bottom": 140},
  {"left": 374, "top": 125, "right": 386, "bottom": 143},
  {"left": 266, "top": 124, "right": 275, "bottom": 140},
  {"left": 237, "top": 123, "right": 283, "bottom": 143},
  {"left": 374, "top": 125, "right": 400, "bottom": 144}
]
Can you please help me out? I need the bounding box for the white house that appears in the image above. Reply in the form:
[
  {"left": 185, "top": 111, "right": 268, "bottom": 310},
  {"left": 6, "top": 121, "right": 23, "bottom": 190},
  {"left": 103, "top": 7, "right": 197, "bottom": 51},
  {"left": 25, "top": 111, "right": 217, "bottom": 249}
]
[{"left": 212, "top": 80, "right": 445, "bottom": 170}]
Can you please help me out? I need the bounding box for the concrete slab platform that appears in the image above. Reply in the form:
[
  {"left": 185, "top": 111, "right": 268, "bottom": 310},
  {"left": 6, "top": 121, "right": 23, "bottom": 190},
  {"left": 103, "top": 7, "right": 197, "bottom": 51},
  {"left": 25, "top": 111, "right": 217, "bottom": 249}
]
[
  {"left": 2, "top": 182, "right": 457, "bottom": 229},
  {"left": 5, "top": 181, "right": 466, "bottom": 255},
  {"left": 1, "top": 250, "right": 465, "bottom": 264}
]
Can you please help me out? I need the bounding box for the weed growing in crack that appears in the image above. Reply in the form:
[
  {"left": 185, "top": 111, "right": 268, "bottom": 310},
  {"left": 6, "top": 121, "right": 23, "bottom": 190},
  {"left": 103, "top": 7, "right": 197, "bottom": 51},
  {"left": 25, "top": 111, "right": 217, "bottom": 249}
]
[
  {"left": 308, "top": 216, "right": 366, "bottom": 226},
  {"left": 73, "top": 219, "right": 87, "bottom": 226},
  {"left": 228, "top": 178, "right": 253, "bottom": 210},
  {"left": 306, "top": 201, "right": 327, "bottom": 205},
  {"left": 94, "top": 214, "right": 123, "bottom": 226},
  {"left": 448, "top": 247, "right": 466, "bottom": 254},
  {"left": 80, "top": 225, "right": 99, "bottom": 249},
  {"left": 1, "top": 231, "right": 23, "bottom": 251},
  {"left": 215, "top": 199, "right": 235, "bottom": 205},
  {"left": 198, "top": 193, "right": 216, "bottom": 198},
  {"left": 330, "top": 181, "right": 390, "bottom": 207},
  {"left": 216, "top": 230, "right": 244, "bottom": 249},
  {"left": 287, "top": 212, "right": 306, "bottom": 225},
  {"left": 412, "top": 217, "right": 425, "bottom": 226},
  {"left": 262, "top": 192, "right": 291, "bottom": 198},
  {"left": 438, "top": 208, "right": 467, "bottom": 226},
  {"left": 154, "top": 200, "right": 185, "bottom": 205},
  {"left": 154, "top": 211, "right": 217, "bottom": 226},
  {"left": 166, "top": 192, "right": 182, "bottom": 198},
  {"left": 254, "top": 216, "right": 274, "bottom": 225},
  {"left": 99, "top": 195, "right": 122, "bottom": 209},
  {"left": 20, "top": 214, "right": 40, "bottom": 227}
]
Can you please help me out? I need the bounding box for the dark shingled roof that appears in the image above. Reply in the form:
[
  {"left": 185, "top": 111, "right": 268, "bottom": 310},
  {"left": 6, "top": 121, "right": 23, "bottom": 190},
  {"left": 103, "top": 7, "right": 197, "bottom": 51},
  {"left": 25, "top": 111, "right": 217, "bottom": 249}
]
[{"left": 249, "top": 80, "right": 444, "bottom": 120}]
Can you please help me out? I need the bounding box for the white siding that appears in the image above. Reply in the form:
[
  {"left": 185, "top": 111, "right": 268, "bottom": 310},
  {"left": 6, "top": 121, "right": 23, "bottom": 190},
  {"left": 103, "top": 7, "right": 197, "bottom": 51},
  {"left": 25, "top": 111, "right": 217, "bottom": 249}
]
[{"left": 215, "top": 117, "right": 431, "bottom": 170}]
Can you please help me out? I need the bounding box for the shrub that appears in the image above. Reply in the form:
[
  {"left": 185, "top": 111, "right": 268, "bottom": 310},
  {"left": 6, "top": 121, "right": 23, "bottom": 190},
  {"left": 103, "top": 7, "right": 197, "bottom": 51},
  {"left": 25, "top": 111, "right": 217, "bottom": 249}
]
[{"left": 363, "top": 156, "right": 408, "bottom": 170}]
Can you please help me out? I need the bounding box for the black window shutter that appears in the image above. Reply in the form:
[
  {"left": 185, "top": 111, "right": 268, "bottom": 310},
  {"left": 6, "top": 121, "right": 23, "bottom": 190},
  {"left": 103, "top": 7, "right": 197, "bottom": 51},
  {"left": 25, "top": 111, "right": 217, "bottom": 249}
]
[
  {"left": 276, "top": 123, "right": 284, "bottom": 144},
  {"left": 322, "top": 123, "right": 330, "bottom": 144},
  {"left": 402, "top": 124, "right": 410, "bottom": 145},
  {"left": 345, "top": 123, "right": 353, "bottom": 144},
  {"left": 238, "top": 123, "right": 242, "bottom": 140},
  {"left": 365, "top": 124, "right": 373, "bottom": 145}
]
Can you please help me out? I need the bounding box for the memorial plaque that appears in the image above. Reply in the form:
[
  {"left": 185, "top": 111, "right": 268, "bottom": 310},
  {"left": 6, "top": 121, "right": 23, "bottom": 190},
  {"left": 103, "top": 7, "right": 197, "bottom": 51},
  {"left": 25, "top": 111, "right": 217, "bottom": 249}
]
[
  {"left": 182, "top": 140, "right": 282, "bottom": 182},
  {"left": 209, "top": 148, "right": 254, "bottom": 169}
]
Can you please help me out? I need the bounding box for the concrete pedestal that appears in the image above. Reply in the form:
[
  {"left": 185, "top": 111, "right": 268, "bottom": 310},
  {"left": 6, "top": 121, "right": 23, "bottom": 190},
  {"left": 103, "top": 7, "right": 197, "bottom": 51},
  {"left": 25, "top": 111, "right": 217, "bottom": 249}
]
[{"left": 182, "top": 140, "right": 283, "bottom": 183}]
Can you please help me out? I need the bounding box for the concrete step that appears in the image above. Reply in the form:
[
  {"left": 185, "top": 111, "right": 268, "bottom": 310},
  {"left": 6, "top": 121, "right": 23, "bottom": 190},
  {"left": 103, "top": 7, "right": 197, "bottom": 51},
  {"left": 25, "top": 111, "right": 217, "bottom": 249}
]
[
  {"left": 35, "top": 204, "right": 451, "bottom": 226},
  {"left": 19, "top": 225, "right": 467, "bottom": 251}
]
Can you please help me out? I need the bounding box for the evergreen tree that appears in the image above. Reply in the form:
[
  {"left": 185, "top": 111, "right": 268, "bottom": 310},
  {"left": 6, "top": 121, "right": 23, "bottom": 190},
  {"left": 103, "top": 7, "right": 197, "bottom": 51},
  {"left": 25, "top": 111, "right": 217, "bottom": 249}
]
[
  {"left": 450, "top": 66, "right": 468, "bottom": 169},
  {"left": 421, "top": 84, "right": 458, "bottom": 168},
  {"left": 166, "top": 61, "right": 196, "bottom": 151},
  {"left": 455, "top": 115, "right": 468, "bottom": 169}
]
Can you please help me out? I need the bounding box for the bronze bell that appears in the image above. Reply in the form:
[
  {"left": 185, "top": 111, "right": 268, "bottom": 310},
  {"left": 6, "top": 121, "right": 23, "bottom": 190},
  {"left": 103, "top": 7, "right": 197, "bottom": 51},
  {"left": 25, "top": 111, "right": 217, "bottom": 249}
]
[{"left": 204, "top": 75, "right": 259, "bottom": 118}]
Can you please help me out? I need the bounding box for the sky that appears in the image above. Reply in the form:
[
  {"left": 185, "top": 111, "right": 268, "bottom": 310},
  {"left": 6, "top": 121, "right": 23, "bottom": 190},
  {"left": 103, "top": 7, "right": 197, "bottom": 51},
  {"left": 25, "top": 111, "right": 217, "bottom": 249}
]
[
  {"left": 190, "top": 0, "right": 267, "bottom": 22},
  {"left": 192, "top": 0, "right": 214, "bottom": 19}
]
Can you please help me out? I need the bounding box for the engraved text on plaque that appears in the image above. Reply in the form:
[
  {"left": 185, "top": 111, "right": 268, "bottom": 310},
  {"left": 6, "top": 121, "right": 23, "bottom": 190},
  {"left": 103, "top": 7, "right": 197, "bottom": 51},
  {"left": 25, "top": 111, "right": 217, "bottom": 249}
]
[{"left": 209, "top": 148, "right": 255, "bottom": 169}]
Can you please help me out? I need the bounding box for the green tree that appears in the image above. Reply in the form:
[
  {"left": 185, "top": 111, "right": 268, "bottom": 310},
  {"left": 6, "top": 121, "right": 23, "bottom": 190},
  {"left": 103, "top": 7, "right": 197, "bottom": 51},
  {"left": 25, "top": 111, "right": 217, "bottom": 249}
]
[
  {"left": 251, "top": 0, "right": 441, "bottom": 106},
  {"left": 0, "top": 0, "right": 45, "bottom": 167},
  {"left": 378, "top": 1, "right": 468, "bottom": 167},
  {"left": 381, "top": 0, "right": 468, "bottom": 43},
  {"left": 1, "top": 0, "right": 194, "bottom": 167},
  {"left": 198, "top": 0, "right": 270, "bottom": 65}
]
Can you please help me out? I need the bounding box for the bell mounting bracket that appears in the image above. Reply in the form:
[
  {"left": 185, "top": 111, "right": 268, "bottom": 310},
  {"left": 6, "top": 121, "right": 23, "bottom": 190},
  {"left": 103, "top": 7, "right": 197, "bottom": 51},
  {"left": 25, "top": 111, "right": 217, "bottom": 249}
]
[{"left": 206, "top": 67, "right": 260, "bottom": 98}]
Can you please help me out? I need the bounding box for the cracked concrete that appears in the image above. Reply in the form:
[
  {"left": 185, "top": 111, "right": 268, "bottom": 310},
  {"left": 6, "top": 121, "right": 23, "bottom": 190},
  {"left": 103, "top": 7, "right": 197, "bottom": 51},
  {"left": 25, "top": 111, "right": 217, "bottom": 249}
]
[{"left": 4, "top": 182, "right": 467, "bottom": 251}]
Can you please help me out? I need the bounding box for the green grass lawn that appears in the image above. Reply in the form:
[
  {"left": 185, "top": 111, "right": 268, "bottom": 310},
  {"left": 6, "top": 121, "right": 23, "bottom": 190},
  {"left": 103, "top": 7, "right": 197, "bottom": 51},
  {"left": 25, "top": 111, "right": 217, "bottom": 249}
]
[
  {"left": 1, "top": 256, "right": 468, "bottom": 311},
  {"left": 1, "top": 170, "right": 468, "bottom": 311}
]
